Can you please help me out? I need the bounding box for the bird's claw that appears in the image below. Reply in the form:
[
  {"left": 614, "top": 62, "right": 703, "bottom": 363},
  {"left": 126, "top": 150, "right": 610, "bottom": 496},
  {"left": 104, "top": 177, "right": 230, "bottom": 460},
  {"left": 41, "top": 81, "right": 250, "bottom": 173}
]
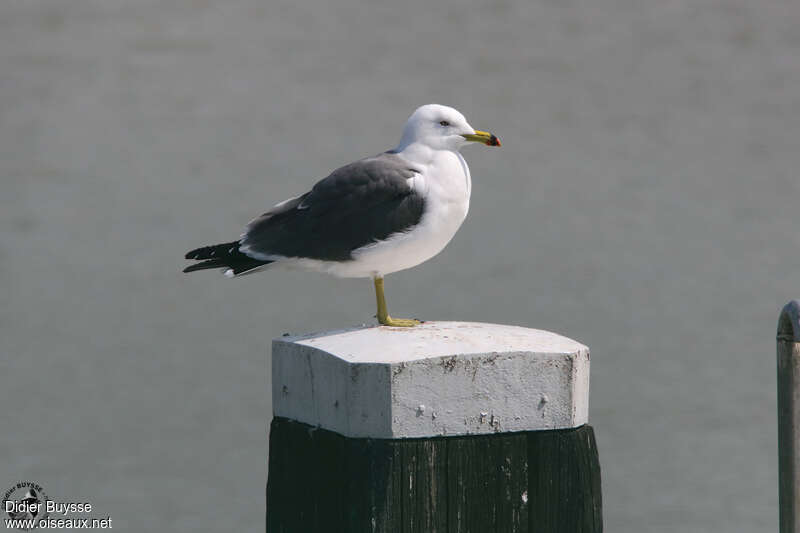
[{"left": 379, "top": 316, "right": 422, "bottom": 327}]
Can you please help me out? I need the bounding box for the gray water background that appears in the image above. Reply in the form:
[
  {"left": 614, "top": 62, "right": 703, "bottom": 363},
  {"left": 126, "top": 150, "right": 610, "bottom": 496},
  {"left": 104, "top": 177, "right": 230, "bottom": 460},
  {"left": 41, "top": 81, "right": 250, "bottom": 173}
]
[{"left": 2, "top": 0, "right": 798, "bottom": 531}]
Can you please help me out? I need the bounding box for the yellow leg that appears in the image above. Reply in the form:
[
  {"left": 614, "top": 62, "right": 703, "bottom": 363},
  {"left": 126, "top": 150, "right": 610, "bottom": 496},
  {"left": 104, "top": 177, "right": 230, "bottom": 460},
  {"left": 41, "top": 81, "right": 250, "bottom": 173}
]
[{"left": 373, "top": 276, "right": 421, "bottom": 327}]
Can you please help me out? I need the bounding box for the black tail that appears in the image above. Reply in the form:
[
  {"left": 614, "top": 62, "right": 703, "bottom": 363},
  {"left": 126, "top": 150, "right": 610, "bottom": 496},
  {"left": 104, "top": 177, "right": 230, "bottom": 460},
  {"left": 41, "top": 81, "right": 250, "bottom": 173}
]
[{"left": 183, "top": 240, "right": 272, "bottom": 276}]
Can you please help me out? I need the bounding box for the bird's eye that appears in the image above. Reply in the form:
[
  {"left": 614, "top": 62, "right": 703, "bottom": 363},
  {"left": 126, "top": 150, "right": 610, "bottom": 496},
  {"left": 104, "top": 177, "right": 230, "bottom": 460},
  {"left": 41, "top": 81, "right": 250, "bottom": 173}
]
[{"left": 439, "top": 120, "right": 450, "bottom": 127}]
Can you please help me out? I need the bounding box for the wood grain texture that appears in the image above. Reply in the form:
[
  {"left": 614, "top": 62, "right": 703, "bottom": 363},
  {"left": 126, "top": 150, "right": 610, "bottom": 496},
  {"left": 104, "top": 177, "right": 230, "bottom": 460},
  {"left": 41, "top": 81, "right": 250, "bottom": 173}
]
[
  {"left": 778, "top": 300, "right": 800, "bottom": 533},
  {"left": 266, "top": 417, "right": 602, "bottom": 532},
  {"left": 778, "top": 339, "right": 798, "bottom": 533}
]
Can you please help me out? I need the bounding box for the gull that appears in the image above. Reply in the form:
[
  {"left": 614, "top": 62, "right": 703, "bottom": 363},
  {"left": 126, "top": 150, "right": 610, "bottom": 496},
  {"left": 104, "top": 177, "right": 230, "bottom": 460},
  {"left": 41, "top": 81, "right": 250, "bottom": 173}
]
[{"left": 183, "top": 104, "right": 500, "bottom": 327}]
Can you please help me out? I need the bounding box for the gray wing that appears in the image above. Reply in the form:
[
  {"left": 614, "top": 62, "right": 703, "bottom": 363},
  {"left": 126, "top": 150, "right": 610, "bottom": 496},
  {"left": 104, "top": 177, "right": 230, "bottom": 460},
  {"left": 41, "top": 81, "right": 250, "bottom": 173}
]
[{"left": 240, "top": 153, "right": 425, "bottom": 262}]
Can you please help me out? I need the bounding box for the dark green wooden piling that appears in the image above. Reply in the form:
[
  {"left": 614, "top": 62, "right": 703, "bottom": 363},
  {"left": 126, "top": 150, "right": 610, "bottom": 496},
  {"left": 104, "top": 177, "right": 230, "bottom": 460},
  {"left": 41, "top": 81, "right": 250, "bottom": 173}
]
[
  {"left": 267, "top": 323, "right": 602, "bottom": 532},
  {"left": 778, "top": 300, "right": 800, "bottom": 533},
  {"left": 266, "top": 417, "right": 602, "bottom": 533}
]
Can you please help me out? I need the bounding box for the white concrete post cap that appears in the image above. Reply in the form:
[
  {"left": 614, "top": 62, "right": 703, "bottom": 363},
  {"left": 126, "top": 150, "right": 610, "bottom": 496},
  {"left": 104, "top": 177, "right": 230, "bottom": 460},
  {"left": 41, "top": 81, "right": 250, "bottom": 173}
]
[{"left": 272, "top": 321, "right": 590, "bottom": 439}]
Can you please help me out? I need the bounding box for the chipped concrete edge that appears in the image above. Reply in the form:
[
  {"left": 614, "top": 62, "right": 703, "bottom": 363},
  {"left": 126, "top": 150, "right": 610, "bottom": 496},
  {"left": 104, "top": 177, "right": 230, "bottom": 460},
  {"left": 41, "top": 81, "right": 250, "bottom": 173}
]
[{"left": 272, "top": 327, "right": 590, "bottom": 439}]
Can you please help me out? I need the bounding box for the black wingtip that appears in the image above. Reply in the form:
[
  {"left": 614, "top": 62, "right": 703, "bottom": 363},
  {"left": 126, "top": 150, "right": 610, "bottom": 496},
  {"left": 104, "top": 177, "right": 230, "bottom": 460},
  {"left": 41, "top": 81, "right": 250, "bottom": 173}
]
[
  {"left": 183, "top": 259, "right": 227, "bottom": 273},
  {"left": 184, "top": 241, "right": 240, "bottom": 261}
]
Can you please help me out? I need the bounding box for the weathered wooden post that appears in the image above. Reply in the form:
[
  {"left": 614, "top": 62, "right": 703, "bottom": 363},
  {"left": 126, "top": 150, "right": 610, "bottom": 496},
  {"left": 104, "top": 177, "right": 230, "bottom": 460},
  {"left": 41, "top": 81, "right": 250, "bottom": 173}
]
[
  {"left": 778, "top": 301, "right": 800, "bottom": 533},
  {"left": 266, "top": 321, "right": 602, "bottom": 532}
]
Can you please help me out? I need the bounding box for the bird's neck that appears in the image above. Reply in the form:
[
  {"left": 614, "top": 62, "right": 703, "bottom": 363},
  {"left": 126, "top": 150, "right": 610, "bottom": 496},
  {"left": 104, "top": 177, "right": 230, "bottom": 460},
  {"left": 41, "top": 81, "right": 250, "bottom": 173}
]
[
  {"left": 393, "top": 141, "right": 458, "bottom": 166},
  {"left": 395, "top": 142, "right": 472, "bottom": 204}
]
